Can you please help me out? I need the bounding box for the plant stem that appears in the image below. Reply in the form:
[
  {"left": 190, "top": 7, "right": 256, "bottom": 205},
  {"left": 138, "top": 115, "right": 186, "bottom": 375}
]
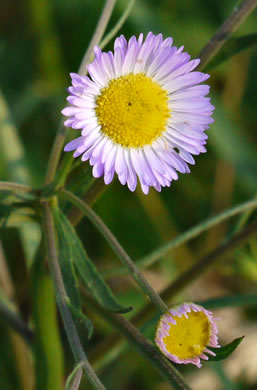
[
  {"left": 79, "top": 0, "right": 117, "bottom": 74},
  {"left": 0, "top": 181, "right": 33, "bottom": 193},
  {"left": 60, "top": 189, "right": 167, "bottom": 314},
  {"left": 88, "top": 221, "right": 257, "bottom": 373},
  {"left": 68, "top": 179, "right": 106, "bottom": 225},
  {"left": 63, "top": 0, "right": 257, "bottom": 232},
  {"left": 135, "top": 220, "right": 257, "bottom": 323},
  {"left": 65, "top": 363, "right": 83, "bottom": 390},
  {"left": 161, "top": 219, "right": 257, "bottom": 301},
  {"left": 81, "top": 287, "right": 192, "bottom": 390},
  {"left": 105, "top": 198, "right": 257, "bottom": 277},
  {"left": 99, "top": 0, "right": 136, "bottom": 50},
  {"left": 43, "top": 202, "right": 107, "bottom": 390},
  {"left": 44, "top": 0, "right": 117, "bottom": 186},
  {"left": 70, "top": 367, "right": 83, "bottom": 390},
  {"left": 198, "top": 0, "right": 257, "bottom": 70}
]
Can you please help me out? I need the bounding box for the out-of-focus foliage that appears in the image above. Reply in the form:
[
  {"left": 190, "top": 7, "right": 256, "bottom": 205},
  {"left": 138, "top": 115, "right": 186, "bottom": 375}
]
[{"left": 1, "top": 0, "right": 257, "bottom": 389}]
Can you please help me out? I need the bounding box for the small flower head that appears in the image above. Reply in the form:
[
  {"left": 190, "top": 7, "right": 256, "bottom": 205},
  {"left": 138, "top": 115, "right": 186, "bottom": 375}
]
[
  {"left": 62, "top": 33, "right": 214, "bottom": 194},
  {"left": 155, "top": 303, "right": 219, "bottom": 368}
]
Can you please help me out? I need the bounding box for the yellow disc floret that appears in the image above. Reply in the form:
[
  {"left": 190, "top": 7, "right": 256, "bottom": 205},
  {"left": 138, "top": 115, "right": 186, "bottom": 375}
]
[
  {"left": 95, "top": 73, "right": 170, "bottom": 148},
  {"left": 163, "top": 310, "right": 211, "bottom": 359}
]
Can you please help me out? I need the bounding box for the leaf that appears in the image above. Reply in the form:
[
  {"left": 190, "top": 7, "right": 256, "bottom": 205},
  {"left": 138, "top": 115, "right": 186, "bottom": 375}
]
[
  {"left": 66, "top": 299, "right": 94, "bottom": 339},
  {"left": 0, "top": 203, "right": 13, "bottom": 227},
  {"left": 199, "top": 293, "right": 257, "bottom": 310},
  {"left": 65, "top": 363, "right": 83, "bottom": 390},
  {"left": 58, "top": 210, "right": 132, "bottom": 314},
  {"left": 0, "top": 91, "right": 41, "bottom": 261},
  {"left": 207, "top": 336, "right": 244, "bottom": 361},
  {"left": 31, "top": 252, "right": 64, "bottom": 390},
  {"left": 54, "top": 209, "right": 81, "bottom": 311},
  {"left": 67, "top": 164, "right": 95, "bottom": 198},
  {"left": 206, "top": 34, "right": 257, "bottom": 71}
]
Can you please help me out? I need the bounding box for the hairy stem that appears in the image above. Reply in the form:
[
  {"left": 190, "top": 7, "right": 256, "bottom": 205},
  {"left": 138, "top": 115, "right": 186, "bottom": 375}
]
[
  {"left": 99, "top": 0, "right": 136, "bottom": 50},
  {"left": 68, "top": 179, "right": 107, "bottom": 226},
  {"left": 104, "top": 198, "right": 257, "bottom": 277},
  {"left": 134, "top": 220, "right": 257, "bottom": 323},
  {"left": 198, "top": 0, "right": 257, "bottom": 70},
  {"left": 0, "top": 181, "right": 33, "bottom": 193},
  {"left": 79, "top": 0, "right": 117, "bottom": 74},
  {"left": 44, "top": 0, "right": 117, "bottom": 186},
  {"left": 43, "top": 202, "right": 107, "bottom": 390},
  {"left": 82, "top": 287, "right": 192, "bottom": 390},
  {"left": 88, "top": 221, "right": 257, "bottom": 373},
  {"left": 161, "top": 220, "right": 257, "bottom": 301},
  {"left": 60, "top": 189, "right": 167, "bottom": 313}
]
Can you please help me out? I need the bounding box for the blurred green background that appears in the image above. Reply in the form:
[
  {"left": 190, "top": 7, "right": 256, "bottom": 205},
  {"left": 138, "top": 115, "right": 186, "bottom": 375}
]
[{"left": 0, "top": 0, "right": 257, "bottom": 389}]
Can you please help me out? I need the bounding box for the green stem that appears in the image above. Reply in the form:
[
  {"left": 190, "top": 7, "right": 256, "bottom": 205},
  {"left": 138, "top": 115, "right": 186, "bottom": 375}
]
[
  {"left": 235, "top": 193, "right": 257, "bottom": 232},
  {"left": 43, "top": 202, "right": 107, "bottom": 390},
  {"left": 44, "top": 0, "right": 117, "bottom": 186},
  {"left": 0, "top": 181, "right": 33, "bottom": 193},
  {"left": 65, "top": 363, "right": 83, "bottom": 390},
  {"left": 135, "top": 220, "right": 257, "bottom": 324},
  {"left": 79, "top": 0, "right": 117, "bottom": 74},
  {"left": 161, "top": 220, "right": 257, "bottom": 301},
  {"left": 82, "top": 288, "right": 192, "bottom": 390},
  {"left": 60, "top": 189, "right": 167, "bottom": 314},
  {"left": 68, "top": 179, "right": 106, "bottom": 225},
  {"left": 32, "top": 260, "right": 64, "bottom": 390},
  {"left": 44, "top": 121, "right": 69, "bottom": 186},
  {"left": 105, "top": 198, "right": 257, "bottom": 277},
  {"left": 99, "top": 0, "right": 136, "bottom": 50},
  {"left": 88, "top": 221, "right": 257, "bottom": 374},
  {"left": 198, "top": 0, "right": 257, "bottom": 70}
]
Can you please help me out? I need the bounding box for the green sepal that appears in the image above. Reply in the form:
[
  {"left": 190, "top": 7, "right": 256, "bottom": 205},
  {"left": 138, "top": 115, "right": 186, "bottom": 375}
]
[{"left": 207, "top": 336, "right": 244, "bottom": 361}]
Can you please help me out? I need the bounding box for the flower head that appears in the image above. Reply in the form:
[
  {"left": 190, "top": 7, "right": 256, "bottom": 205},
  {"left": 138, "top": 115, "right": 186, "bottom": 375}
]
[
  {"left": 155, "top": 303, "right": 219, "bottom": 368},
  {"left": 62, "top": 33, "right": 214, "bottom": 194}
]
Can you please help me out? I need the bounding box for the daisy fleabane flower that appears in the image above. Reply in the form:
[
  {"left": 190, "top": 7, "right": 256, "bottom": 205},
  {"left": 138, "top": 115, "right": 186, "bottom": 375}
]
[
  {"left": 62, "top": 33, "right": 214, "bottom": 194},
  {"left": 155, "top": 303, "right": 220, "bottom": 368}
]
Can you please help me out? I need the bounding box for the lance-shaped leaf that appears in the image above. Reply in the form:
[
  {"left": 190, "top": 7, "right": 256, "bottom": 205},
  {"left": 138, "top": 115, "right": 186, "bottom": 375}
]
[
  {"left": 66, "top": 298, "right": 94, "bottom": 339},
  {"left": 0, "top": 91, "right": 41, "bottom": 261},
  {"left": 199, "top": 293, "right": 257, "bottom": 310},
  {"left": 58, "top": 210, "right": 131, "bottom": 314},
  {"left": 206, "top": 34, "right": 257, "bottom": 71},
  {"left": 65, "top": 363, "right": 83, "bottom": 390},
  {"left": 207, "top": 336, "right": 244, "bottom": 361},
  {"left": 54, "top": 209, "right": 81, "bottom": 311}
]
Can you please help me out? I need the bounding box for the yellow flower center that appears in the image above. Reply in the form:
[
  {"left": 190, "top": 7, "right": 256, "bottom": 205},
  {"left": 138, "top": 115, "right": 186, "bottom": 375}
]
[
  {"left": 163, "top": 310, "right": 211, "bottom": 359},
  {"left": 95, "top": 73, "right": 170, "bottom": 148}
]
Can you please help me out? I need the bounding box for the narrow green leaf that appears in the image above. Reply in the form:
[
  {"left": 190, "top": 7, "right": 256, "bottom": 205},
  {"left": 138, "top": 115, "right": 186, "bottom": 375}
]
[
  {"left": 53, "top": 209, "right": 81, "bottom": 310},
  {"left": 207, "top": 336, "right": 244, "bottom": 361},
  {"left": 31, "top": 249, "right": 64, "bottom": 390},
  {"left": 66, "top": 298, "right": 94, "bottom": 339},
  {"left": 58, "top": 210, "right": 132, "bottom": 314},
  {"left": 206, "top": 34, "right": 257, "bottom": 71},
  {"left": 0, "top": 90, "right": 41, "bottom": 261},
  {"left": 0, "top": 203, "right": 13, "bottom": 227},
  {"left": 199, "top": 293, "right": 257, "bottom": 310},
  {"left": 65, "top": 363, "right": 83, "bottom": 390}
]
